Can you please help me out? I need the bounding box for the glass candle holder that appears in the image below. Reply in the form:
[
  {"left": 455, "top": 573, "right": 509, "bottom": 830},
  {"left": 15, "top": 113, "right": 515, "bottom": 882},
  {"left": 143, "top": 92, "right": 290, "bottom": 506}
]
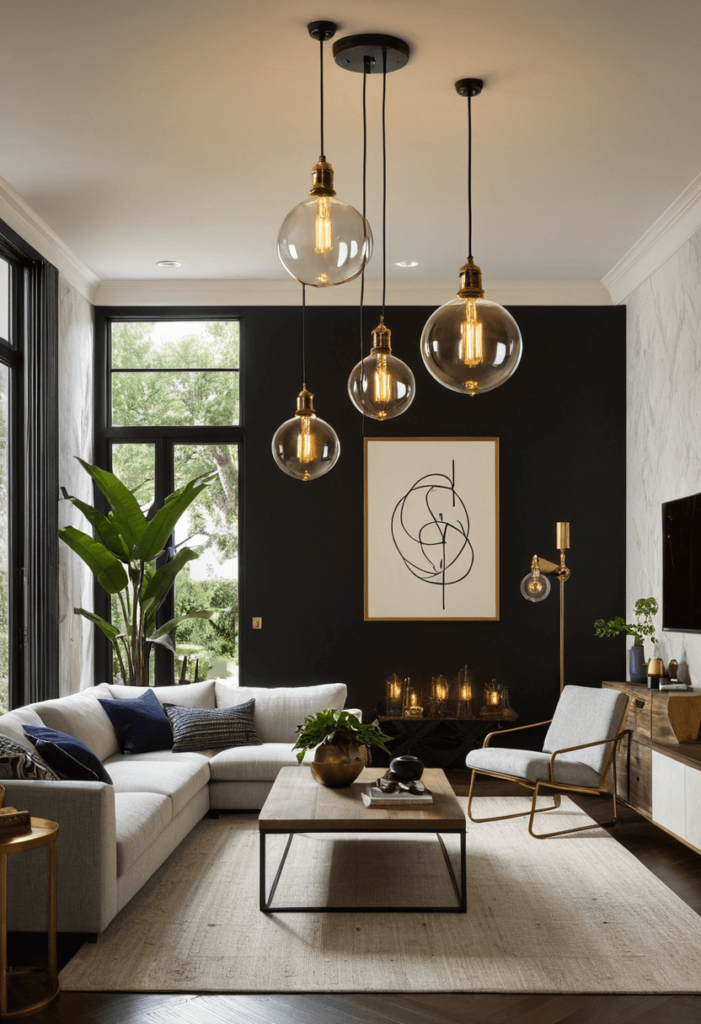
[
  {"left": 385, "top": 673, "right": 403, "bottom": 716},
  {"left": 426, "top": 674, "right": 449, "bottom": 717},
  {"left": 455, "top": 664, "right": 474, "bottom": 718},
  {"left": 404, "top": 687, "right": 423, "bottom": 717},
  {"left": 481, "top": 678, "right": 505, "bottom": 717}
]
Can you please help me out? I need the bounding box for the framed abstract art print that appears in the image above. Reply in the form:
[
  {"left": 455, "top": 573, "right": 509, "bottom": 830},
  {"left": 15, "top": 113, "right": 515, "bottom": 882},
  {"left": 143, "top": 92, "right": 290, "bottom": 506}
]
[{"left": 364, "top": 437, "right": 499, "bottom": 621}]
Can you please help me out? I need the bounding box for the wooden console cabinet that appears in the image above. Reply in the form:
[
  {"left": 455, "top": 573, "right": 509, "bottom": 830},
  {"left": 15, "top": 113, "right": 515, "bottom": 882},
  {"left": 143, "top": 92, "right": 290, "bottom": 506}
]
[{"left": 603, "top": 681, "right": 701, "bottom": 854}]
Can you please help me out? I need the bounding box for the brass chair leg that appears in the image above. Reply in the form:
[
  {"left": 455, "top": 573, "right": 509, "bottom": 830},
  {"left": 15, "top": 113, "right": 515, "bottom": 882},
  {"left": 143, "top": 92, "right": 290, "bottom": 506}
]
[
  {"left": 528, "top": 782, "right": 618, "bottom": 839},
  {"left": 467, "top": 770, "right": 561, "bottom": 824}
]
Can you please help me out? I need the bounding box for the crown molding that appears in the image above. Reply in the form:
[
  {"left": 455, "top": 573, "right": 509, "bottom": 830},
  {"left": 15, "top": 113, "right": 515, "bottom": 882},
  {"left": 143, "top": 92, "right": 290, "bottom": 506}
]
[
  {"left": 0, "top": 175, "right": 99, "bottom": 301},
  {"left": 603, "top": 170, "right": 701, "bottom": 305},
  {"left": 94, "top": 277, "right": 611, "bottom": 308}
]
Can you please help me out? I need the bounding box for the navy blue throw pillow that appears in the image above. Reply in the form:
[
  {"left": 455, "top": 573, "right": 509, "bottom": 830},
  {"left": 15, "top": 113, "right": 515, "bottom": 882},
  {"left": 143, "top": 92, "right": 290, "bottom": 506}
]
[
  {"left": 22, "top": 726, "right": 112, "bottom": 784},
  {"left": 97, "top": 688, "right": 173, "bottom": 754}
]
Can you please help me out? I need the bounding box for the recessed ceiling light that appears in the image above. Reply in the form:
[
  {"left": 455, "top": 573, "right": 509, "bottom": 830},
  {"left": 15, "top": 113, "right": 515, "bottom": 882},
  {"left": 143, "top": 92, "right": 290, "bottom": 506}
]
[
  {"left": 156, "top": 260, "right": 182, "bottom": 269},
  {"left": 395, "top": 260, "right": 418, "bottom": 268}
]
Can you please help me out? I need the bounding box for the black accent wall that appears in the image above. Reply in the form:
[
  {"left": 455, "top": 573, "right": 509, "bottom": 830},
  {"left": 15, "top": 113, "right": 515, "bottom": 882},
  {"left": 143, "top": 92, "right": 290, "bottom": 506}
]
[{"left": 241, "top": 304, "right": 626, "bottom": 732}]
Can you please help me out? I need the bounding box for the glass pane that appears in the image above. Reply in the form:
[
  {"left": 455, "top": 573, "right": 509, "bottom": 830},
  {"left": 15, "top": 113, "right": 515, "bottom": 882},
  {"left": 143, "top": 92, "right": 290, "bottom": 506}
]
[
  {"left": 111, "top": 321, "right": 240, "bottom": 427},
  {"left": 172, "top": 444, "right": 239, "bottom": 683},
  {"left": 109, "top": 444, "right": 155, "bottom": 683},
  {"left": 112, "top": 370, "right": 239, "bottom": 427},
  {"left": 0, "top": 259, "right": 8, "bottom": 343},
  {"left": 112, "top": 321, "right": 239, "bottom": 369},
  {"left": 0, "top": 365, "right": 9, "bottom": 711}
]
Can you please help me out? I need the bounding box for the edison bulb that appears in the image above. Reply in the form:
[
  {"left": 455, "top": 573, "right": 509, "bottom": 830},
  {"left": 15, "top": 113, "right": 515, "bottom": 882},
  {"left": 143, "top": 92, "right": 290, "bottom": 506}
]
[
  {"left": 520, "top": 572, "right": 551, "bottom": 603},
  {"left": 421, "top": 257, "right": 522, "bottom": 396},
  {"left": 277, "top": 159, "right": 372, "bottom": 288},
  {"left": 272, "top": 386, "right": 340, "bottom": 482},
  {"left": 348, "top": 318, "right": 415, "bottom": 421}
]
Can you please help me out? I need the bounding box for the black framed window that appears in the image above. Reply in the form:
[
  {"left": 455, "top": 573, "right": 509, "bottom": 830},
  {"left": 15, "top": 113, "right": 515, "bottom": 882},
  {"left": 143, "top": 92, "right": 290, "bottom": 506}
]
[
  {"left": 0, "top": 220, "right": 59, "bottom": 710},
  {"left": 94, "top": 308, "right": 243, "bottom": 686}
]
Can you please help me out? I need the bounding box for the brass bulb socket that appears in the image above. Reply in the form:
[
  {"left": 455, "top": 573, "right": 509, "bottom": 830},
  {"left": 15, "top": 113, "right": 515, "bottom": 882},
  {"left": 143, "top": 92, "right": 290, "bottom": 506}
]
[
  {"left": 457, "top": 256, "right": 485, "bottom": 299},
  {"left": 309, "top": 158, "right": 336, "bottom": 198},
  {"left": 369, "top": 316, "right": 393, "bottom": 354},
  {"left": 294, "top": 386, "right": 316, "bottom": 416}
]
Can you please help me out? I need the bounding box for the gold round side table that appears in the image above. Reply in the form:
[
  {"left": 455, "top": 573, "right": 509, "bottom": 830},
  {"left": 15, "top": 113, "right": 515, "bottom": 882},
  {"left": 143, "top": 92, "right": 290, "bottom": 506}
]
[{"left": 0, "top": 818, "right": 59, "bottom": 1018}]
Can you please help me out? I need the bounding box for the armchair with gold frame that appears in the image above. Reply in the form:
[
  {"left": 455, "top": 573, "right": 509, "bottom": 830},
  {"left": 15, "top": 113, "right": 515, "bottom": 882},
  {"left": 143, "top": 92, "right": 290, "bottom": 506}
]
[{"left": 465, "top": 685, "right": 631, "bottom": 839}]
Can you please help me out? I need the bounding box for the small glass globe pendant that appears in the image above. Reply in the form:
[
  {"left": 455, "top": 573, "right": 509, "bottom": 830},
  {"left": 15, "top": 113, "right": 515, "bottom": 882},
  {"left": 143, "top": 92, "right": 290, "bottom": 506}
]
[
  {"left": 278, "top": 159, "right": 372, "bottom": 288},
  {"left": 520, "top": 557, "right": 551, "bottom": 603},
  {"left": 348, "top": 317, "right": 415, "bottom": 420},
  {"left": 271, "top": 385, "right": 340, "bottom": 482},
  {"left": 421, "top": 257, "right": 522, "bottom": 396}
]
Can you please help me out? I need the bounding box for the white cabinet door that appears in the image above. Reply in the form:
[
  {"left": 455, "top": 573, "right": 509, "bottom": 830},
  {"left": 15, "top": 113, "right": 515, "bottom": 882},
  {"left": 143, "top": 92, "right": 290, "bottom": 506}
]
[
  {"left": 685, "top": 762, "right": 701, "bottom": 851},
  {"left": 652, "top": 751, "right": 686, "bottom": 838}
]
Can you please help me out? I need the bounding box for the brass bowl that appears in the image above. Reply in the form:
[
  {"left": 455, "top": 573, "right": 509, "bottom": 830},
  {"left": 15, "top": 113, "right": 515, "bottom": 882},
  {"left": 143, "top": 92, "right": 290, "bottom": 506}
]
[{"left": 310, "top": 745, "right": 366, "bottom": 788}]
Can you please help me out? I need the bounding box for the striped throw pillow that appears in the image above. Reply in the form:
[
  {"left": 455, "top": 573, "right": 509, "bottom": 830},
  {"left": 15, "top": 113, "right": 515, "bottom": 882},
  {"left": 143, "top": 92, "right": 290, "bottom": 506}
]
[{"left": 163, "top": 699, "right": 262, "bottom": 753}]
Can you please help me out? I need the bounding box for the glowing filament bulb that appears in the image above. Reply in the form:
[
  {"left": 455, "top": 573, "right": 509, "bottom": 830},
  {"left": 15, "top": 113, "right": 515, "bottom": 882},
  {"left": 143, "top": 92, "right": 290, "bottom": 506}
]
[
  {"left": 459, "top": 298, "right": 483, "bottom": 367},
  {"left": 297, "top": 415, "right": 317, "bottom": 465},
  {"left": 373, "top": 353, "right": 392, "bottom": 410},
  {"left": 315, "top": 197, "right": 332, "bottom": 254}
]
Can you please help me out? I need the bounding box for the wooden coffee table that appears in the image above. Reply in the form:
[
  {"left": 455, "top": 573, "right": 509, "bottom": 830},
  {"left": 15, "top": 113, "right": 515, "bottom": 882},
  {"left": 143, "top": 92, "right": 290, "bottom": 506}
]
[{"left": 258, "top": 766, "right": 466, "bottom": 914}]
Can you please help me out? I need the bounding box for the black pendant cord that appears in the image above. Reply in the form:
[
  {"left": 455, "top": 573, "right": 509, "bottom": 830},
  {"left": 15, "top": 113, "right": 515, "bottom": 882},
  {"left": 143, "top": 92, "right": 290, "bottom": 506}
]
[
  {"left": 301, "top": 283, "right": 307, "bottom": 386},
  {"left": 359, "top": 58, "right": 370, "bottom": 436},
  {"left": 319, "top": 38, "right": 325, "bottom": 157},
  {"left": 467, "top": 91, "right": 473, "bottom": 259},
  {"left": 381, "top": 48, "right": 388, "bottom": 317}
]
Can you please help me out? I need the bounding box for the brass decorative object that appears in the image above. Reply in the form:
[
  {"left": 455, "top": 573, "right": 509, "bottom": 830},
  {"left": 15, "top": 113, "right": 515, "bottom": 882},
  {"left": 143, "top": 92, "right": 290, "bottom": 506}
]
[
  {"left": 520, "top": 521, "right": 571, "bottom": 692},
  {"left": 310, "top": 744, "right": 367, "bottom": 788}
]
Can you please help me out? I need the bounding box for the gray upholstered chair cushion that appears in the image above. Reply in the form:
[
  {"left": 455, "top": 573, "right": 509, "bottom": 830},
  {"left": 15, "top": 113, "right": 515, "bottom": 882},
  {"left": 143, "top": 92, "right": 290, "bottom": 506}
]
[
  {"left": 542, "top": 685, "right": 628, "bottom": 775},
  {"left": 465, "top": 746, "right": 602, "bottom": 788}
]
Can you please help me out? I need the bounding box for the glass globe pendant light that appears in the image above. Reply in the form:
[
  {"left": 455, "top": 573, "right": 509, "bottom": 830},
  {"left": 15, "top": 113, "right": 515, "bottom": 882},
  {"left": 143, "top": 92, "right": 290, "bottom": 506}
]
[
  {"left": 341, "top": 41, "right": 415, "bottom": 420},
  {"left": 271, "top": 286, "right": 340, "bottom": 482},
  {"left": 277, "top": 22, "right": 372, "bottom": 289},
  {"left": 421, "top": 79, "right": 523, "bottom": 397}
]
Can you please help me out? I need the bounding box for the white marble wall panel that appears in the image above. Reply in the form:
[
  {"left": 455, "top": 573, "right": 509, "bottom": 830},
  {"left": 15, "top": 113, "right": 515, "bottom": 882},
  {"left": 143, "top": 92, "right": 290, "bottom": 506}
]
[
  {"left": 58, "top": 278, "right": 94, "bottom": 695},
  {"left": 627, "top": 225, "right": 701, "bottom": 683}
]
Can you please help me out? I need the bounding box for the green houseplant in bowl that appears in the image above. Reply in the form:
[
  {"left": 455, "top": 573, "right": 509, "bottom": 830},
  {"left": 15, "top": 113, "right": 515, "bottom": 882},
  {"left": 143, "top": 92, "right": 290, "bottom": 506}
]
[
  {"left": 293, "top": 709, "right": 393, "bottom": 788},
  {"left": 594, "top": 597, "right": 658, "bottom": 684}
]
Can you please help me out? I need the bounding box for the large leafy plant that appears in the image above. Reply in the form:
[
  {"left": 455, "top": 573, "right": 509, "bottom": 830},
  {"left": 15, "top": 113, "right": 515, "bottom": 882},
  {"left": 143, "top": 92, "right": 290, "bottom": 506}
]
[
  {"left": 293, "top": 709, "right": 392, "bottom": 764},
  {"left": 59, "top": 458, "right": 216, "bottom": 685},
  {"left": 594, "top": 596, "right": 659, "bottom": 647}
]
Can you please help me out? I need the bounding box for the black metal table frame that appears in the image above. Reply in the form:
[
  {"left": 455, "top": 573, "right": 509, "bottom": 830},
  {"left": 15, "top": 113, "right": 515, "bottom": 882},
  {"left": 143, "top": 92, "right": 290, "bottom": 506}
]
[{"left": 259, "top": 827, "right": 467, "bottom": 914}]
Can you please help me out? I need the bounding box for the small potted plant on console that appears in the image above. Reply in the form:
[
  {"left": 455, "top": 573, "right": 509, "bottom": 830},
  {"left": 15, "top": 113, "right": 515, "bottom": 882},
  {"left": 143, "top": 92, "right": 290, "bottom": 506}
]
[
  {"left": 594, "top": 597, "right": 658, "bottom": 684},
  {"left": 293, "top": 710, "right": 392, "bottom": 788}
]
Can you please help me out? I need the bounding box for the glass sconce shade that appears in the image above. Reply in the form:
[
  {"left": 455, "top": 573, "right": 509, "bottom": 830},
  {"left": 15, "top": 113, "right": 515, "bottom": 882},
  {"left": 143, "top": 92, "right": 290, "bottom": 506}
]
[
  {"left": 421, "top": 296, "right": 522, "bottom": 396},
  {"left": 277, "top": 196, "right": 373, "bottom": 288},
  {"left": 271, "top": 387, "right": 340, "bottom": 482},
  {"left": 520, "top": 571, "right": 551, "bottom": 603},
  {"left": 347, "top": 318, "right": 415, "bottom": 420}
]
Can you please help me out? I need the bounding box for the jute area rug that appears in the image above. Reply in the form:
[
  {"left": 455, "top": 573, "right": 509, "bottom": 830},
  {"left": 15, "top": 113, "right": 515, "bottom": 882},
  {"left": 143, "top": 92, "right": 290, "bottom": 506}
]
[{"left": 60, "top": 796, "right": 701, "bottom": 994}]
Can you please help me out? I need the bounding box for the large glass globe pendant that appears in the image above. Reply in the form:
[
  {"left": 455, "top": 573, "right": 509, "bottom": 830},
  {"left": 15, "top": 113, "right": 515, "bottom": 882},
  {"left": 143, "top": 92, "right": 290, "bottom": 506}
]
[
  {"left": 271, "top": 385, "right": 340, "bottom": 482},
  {"left": 348, "top": 317, "right": 415, "bottom": 420},
  {"left": 277, "top": 159, "right": 373, "bottom": 288},
  {"left": 421, "top": 256, "right": 522, "bottom": 396}
]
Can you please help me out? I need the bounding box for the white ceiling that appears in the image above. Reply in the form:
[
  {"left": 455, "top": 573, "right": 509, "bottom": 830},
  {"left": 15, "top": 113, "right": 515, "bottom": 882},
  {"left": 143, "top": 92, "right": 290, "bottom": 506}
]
[{"left": 1, "top": 0, "right": 701, "bottom": 289}]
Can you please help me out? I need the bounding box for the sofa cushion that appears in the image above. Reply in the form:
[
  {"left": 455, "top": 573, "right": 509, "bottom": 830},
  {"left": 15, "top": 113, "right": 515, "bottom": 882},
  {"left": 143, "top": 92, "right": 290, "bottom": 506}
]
[
  {"left": 543, "top": 685, "right": 629, "bottom": 775},
  {"left": 106, "top": 680, "right": 216, "bottom": 709},
  {"left": 164, "top": 700, "right": 261, "bottom": 753},
  {"left": 215, "top": 682, "right": 347, "bottom": 743},
  {"left": 105, "top": 755, "right": 210, "bottom": 817},
  {"left": 114, "top": 792, "right": 172, "bottom": 876},
  {"left": 27, "top": 685, "right": 118, "bottom": 763},
  {"left": 98, "top": 689, "right": 173, "bottom": 754},
  {"left": 23, "top": 726, "right": 113, "bottom": 784},
  {"left": 0, "top": 735, "right": 60, "bottom": 781},
  {"left": 0, "top": 707, "right": 45, "bottom": 747},
  {"left": 465, "top": 746, "right": 602, "bottom": 788},
  {"left": 208, "top": 742, "right": 314, "bottom": 783}
]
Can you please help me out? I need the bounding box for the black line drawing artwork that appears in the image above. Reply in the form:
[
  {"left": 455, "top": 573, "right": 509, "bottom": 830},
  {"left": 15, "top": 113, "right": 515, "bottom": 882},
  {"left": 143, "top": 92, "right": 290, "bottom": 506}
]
[{"left": 391, "top": 459, "right": 474, "bottom": 611}]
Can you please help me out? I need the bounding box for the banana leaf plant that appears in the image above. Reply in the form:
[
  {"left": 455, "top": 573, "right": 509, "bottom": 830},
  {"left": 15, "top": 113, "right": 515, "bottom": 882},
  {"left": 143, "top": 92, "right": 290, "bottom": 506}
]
[{"left": 59, "top": 458, "right": 217, "bottom": 685}]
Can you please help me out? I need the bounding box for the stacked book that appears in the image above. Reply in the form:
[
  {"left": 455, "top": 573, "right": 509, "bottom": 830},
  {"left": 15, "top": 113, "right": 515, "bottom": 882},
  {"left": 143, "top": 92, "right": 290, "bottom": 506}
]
[
  {"left": 362, "top": 786, "right": 433, "bottom": 808},
  {"left": 0, "top": 806, "right": 31, "bottom": 839}
]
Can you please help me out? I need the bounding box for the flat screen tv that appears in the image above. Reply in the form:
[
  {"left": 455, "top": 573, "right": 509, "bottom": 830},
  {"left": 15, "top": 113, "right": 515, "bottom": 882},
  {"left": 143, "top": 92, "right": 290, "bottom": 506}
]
[{"left": 662, "top": 490, "right": 701, "bottom": 633}]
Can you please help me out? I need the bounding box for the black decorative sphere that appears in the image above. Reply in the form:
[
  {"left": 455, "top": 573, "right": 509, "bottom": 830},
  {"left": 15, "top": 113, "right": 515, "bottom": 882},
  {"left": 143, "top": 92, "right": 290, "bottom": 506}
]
[{"left": 390, "top": 755, "right": 424, "bottom": 781}]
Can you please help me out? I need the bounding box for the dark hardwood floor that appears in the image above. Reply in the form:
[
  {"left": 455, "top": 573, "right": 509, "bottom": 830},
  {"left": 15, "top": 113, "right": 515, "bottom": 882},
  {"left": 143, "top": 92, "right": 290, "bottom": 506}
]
[{"left": 12, "top": 774, "right": 701, "bottom": 1024}]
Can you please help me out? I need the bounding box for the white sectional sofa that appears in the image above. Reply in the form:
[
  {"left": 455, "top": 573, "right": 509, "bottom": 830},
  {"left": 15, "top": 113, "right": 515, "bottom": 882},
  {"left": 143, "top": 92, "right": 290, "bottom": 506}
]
[{"left": 0, "top": 679, "right": 354, "bottom": 935}]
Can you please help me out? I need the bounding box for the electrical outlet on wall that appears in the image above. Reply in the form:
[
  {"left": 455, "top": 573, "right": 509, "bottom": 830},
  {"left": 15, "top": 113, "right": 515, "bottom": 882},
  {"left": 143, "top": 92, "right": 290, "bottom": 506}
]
[{"left": 252, "top": 617, "right": 262, "bottom": 630}]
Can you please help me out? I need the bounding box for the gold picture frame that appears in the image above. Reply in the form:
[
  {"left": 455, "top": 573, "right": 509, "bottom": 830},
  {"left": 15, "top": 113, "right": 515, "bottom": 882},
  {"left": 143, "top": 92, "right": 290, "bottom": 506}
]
[{"left": 364, "top": 437, "right": 499, "bottom": 621}]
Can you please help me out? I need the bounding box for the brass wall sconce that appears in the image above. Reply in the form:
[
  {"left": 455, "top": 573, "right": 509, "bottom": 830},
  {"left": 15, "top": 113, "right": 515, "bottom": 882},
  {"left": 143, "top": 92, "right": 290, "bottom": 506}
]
[{"left": 520, "top": 522, "right": 571, "bottom": 693}]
